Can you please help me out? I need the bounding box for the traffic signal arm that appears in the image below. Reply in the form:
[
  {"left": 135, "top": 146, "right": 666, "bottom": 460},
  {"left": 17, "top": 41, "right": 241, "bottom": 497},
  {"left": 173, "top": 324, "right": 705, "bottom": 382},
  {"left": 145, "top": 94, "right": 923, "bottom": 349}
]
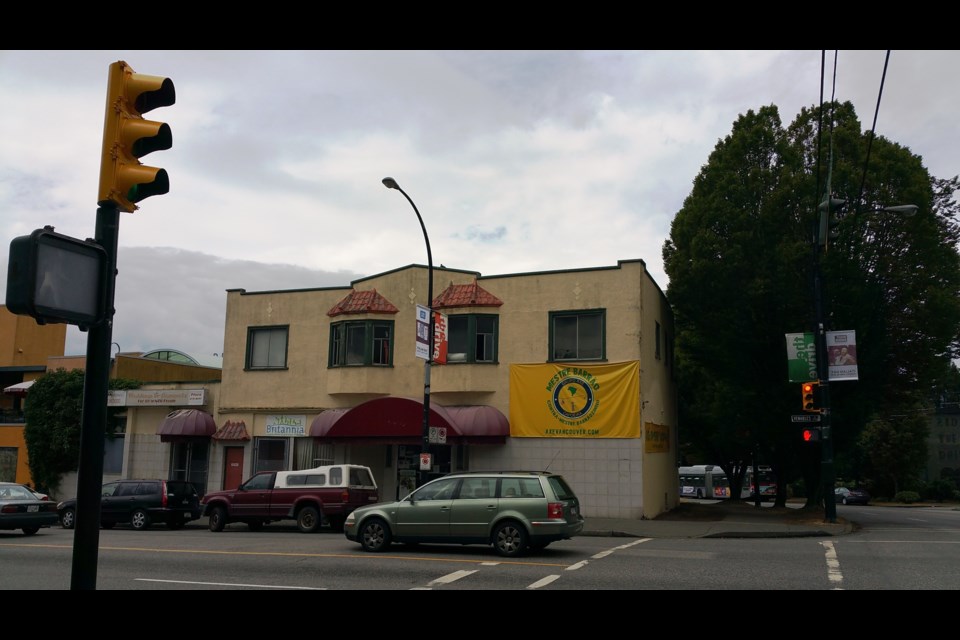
[{"left": 98, "top": 61, "right": 175, "bottom": 212}]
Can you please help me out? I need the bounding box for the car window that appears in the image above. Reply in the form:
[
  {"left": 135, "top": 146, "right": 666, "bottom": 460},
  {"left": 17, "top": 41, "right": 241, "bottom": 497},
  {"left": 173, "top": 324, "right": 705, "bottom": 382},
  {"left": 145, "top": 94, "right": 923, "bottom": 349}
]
[
  {"left": 546, "top": 476, "right": 574, "bottom": 500},
  {"left": 350, "top": 467, "right": 374, "bottom": 487},
  {"left": 243, "top": 473, "right": 274, "bottom": 491},
  {"left": 3, "top": 485, "right": 33, "bottom": 500},
  {"left": 136, "top": 482, "right": 161, "bottom": 495},
  {"left": 413, "top": 477, "right": 458, "bottom": 501},
  {"left": 519, "top": 478, "right": 545, "bottom": 498},
  {"left": 460, "top": 477, "right": 494, "bottom": 499},
  {"left": 102, "top": 482, "right": 120, "bottom": 497},
  {"left": 116, "top": 482, "right": 139, "bottom": 497},
  {"left": 329, "top": 467, "right": 343, "bottom": 485}
]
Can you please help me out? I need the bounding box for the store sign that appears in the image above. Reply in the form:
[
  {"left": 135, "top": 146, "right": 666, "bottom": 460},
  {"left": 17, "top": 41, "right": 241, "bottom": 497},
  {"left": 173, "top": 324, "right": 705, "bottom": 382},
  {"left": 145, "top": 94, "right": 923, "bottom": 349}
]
[
  {"left": 107, "top": 388, "right": 206, "bottom": 407},
  {"left": 264, "top": 414, "right": 307, "bottom": 436}
]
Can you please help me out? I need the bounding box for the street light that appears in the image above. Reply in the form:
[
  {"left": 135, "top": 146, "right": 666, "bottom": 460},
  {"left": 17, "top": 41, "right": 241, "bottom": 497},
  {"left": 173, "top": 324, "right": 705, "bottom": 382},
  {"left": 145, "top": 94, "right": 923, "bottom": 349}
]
[
  {"left": 382, "top": 177, "right": 434, "bottom": 488},
  {"left": 812, "top": 196, "right": 917, "bottom": 523}
]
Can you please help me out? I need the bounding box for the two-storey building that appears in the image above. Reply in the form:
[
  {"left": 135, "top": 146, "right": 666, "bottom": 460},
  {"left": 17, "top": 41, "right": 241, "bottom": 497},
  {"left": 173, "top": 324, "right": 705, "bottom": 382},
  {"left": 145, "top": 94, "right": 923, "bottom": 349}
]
[{"left": 155, "top": 258, "right": 677, "bottom": 520}]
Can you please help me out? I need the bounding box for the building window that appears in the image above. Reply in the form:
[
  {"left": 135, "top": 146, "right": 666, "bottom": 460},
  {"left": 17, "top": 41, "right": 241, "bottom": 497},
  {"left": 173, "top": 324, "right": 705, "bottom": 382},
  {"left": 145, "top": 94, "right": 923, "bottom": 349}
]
[
  {"left": 447, "top": 314, "right": 498, "bottom": 363},
  {"left": 550, "top": 309, "right": 605, "bottom": 361},
  {"left": 329, "top": 320, "right": 394, "bottom": 367},
  {"left": 246, "top": 326, "right": 288, "bottom": 369},
  {"left": 254, "top": 437, "right": 288, "bottom": 473}
]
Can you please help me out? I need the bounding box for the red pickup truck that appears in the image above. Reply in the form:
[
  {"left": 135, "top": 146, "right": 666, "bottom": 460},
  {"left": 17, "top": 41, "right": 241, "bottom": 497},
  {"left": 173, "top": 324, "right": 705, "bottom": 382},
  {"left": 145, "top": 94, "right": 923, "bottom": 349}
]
[{"left": 201, "top": 464, "right": 379, "bottom": 533}]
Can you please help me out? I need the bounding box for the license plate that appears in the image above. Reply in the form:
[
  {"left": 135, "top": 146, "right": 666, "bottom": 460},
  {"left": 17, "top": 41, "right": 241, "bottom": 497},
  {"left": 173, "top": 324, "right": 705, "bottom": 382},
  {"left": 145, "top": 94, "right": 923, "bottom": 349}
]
[{"left": 27, "top": 505, "right": 38, "bottom": 512}]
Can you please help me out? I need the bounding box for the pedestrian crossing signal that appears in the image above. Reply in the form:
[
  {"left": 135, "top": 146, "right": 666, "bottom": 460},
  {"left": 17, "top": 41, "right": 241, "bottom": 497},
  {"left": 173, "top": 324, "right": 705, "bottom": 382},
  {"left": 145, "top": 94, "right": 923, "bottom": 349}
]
[{"left": 802, "top": 427, "right": 821, "bottom": 442}]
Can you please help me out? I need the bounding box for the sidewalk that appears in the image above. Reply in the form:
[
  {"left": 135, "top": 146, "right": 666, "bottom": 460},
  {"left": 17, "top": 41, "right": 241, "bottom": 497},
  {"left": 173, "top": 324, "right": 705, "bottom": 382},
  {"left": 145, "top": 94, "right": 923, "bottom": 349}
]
[{"left": 581, "top": 499, "right": 853, "bottom": 539}]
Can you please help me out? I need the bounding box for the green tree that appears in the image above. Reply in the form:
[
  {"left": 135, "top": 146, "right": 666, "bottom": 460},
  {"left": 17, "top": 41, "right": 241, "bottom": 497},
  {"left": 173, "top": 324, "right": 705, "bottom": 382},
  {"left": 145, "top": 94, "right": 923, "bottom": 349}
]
[
  {"left": 23, "top": 368, "right": 140, "bottom": 494},
  {"left": 858, "top": 412, "right": 929, "bottom": 496},
  {"left": 664, "top": 100, "right": 960, "bottom": 506}
]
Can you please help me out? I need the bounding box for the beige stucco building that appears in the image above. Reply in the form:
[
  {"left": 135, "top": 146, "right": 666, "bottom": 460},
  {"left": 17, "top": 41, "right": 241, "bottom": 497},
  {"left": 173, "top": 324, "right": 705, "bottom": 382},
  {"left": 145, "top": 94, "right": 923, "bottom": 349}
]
[{"left": 123, "top": 259, "right": 679, "bottom": 520}]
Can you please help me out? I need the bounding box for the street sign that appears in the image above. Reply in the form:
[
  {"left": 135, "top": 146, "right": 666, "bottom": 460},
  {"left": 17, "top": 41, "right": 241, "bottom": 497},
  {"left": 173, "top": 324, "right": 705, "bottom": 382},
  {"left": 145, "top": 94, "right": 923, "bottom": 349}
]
[
  {"left": 429, "top": 426, "right": 447, "bottom": 444},
  {"left": 791, "top": 414, "right": 821, "bottom": 423}
]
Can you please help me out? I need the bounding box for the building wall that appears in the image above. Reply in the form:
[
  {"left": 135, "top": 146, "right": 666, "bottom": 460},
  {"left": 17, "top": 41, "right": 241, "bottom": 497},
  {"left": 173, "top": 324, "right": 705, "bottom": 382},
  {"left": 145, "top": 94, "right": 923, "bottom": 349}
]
[
  {"left": 0, "top": 305, "right": 66, "bottom": 487},
  {"left": 214, "top": 260, "right": 678, "bottom": 519},
  {"left": 925, "top": 408, "right": 960, "bottom": 483}
]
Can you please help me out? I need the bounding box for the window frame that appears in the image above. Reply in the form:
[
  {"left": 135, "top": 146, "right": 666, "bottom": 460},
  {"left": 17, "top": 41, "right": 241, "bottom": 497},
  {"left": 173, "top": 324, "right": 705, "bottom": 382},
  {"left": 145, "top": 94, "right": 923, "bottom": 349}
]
[
  {"left": 548, "top": 308, "right": 606, "bottom": 362},
  {"left": 328, "top": 319, "right": 395, "bottom": 368},
  {"left": 245, "top": 325, "right": 289, "bottom": 370},
  {"left": 446, "top": 313, "right": 499, "bottom": 364}
]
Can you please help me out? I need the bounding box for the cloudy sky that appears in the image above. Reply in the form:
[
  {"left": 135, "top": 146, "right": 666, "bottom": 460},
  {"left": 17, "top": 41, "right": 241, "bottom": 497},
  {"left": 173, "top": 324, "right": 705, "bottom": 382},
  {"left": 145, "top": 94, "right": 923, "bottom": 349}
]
[{"left": 1, "top": 50, "right": 957, "bottom": 362}]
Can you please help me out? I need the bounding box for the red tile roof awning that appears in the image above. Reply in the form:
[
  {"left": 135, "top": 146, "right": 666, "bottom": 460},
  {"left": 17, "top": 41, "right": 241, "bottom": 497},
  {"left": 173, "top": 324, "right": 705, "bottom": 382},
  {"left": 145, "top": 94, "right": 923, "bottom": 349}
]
[
  {"left": 157, "top": 409, "right": 216, "bottom": 442},
  {"left": 212, "top": 420, "right": 250, "bottom": 441},
  {"left": 309, "top": 397, "right": 508, "bottom": 444}
]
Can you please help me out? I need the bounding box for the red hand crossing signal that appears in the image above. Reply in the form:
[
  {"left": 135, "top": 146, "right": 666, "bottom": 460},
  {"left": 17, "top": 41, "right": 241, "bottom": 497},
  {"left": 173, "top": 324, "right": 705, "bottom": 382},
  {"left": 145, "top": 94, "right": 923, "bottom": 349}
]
[{"left": 802, "top": 427, "right": 821, "bottom": 442}]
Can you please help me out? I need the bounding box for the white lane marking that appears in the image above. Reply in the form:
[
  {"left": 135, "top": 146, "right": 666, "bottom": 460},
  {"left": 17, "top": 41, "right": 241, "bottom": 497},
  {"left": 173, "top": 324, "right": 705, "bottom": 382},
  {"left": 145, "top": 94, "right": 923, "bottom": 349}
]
[
  {"left": 136, "top": 579, "right": 325, "bottom": 589},
  {"left": 528, "top": 574, "right": 562, "bottom": 589},
  {"left": 821, "top": 541, "right": 844, "bottom": 590},
  {"left": 428, "top": 569, "right": 478, "bottom": 585}
]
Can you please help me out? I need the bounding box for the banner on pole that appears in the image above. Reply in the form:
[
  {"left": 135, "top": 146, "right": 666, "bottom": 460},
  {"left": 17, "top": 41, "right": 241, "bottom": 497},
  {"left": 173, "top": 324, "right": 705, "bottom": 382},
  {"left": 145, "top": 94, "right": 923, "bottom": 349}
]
[
  {"left": 826, "top": 330, "right": 858, "bottom": 381},
  {"left": 785, "top": 332, "right": 818, "bottom": 383}
]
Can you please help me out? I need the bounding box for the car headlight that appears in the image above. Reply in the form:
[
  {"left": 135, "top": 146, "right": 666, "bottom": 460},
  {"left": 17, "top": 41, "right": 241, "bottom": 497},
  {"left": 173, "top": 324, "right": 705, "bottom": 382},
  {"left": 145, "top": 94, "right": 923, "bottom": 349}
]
[{"left": 345, "top": 512, "right": 356, "bottom": 525}]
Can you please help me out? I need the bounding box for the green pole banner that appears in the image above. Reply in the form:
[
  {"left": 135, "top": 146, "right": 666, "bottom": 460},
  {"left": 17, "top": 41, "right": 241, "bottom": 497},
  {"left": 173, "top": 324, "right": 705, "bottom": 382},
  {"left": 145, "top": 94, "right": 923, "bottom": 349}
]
[{"left": 785, "top": 332, "right": 817, "bottom": 383}]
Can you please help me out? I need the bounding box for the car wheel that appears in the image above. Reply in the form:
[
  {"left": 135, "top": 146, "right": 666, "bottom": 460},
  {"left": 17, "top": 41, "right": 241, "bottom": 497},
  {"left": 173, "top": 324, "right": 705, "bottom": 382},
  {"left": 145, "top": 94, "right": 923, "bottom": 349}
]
[
  {"left": 22, "top": 526, "right": 40, "bottom": 536},
  {"left": 247, "top": 520, "right": 264, "bottom": 531},
  {"left": 297, "top": 507, "right": 321, "bottom": 533},
  {"left": 131, "top": 508, "right": 151, "bottom": 530},
  {"left": 208, "top": 506, "right": 227, "bottom": 532},
  {"left": 493, "top": 520, "right": 528, "bottom": 558},
  {"left": 60, "top": 508, "right": 76, "bottom": 529},
  {"left": 359, "top": 517, "right": 391, "bottom": 552}
]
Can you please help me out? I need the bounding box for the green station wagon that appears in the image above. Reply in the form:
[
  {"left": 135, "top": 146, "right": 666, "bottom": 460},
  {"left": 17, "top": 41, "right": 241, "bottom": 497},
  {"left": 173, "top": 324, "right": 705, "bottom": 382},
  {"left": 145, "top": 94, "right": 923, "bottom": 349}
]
[{"left": 343, "top": 471, "right": 584, "bottom": 557}]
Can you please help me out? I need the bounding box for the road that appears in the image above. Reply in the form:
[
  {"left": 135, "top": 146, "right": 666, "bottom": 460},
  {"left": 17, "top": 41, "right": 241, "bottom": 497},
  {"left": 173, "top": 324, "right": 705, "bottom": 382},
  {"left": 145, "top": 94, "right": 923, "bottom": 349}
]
[{"left": 1, "top": 504, "right": 958, "bottom": 590}]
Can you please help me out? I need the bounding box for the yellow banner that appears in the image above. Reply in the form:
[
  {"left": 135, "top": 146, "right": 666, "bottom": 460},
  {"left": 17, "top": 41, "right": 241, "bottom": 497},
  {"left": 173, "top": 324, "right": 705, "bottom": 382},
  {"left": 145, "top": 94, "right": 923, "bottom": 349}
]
[{"left": 509, "top": 361, "right": 640, "bottom": 438}]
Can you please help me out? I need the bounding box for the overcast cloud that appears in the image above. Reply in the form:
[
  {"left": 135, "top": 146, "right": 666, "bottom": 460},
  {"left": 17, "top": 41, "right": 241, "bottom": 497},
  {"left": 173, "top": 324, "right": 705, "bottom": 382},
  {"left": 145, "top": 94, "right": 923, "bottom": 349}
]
[{"left": 1, "top": 50, "right": 957, "bottom": 361}]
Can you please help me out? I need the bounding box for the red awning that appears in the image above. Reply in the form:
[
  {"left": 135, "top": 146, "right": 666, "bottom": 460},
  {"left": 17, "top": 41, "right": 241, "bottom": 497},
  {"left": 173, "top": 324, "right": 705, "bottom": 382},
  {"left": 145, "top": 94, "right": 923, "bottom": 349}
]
[
  {"left": 309, "top": 397, "right": 508, "bottom": 444},
  {"left": 212, "top": 420, "right": 250, "bottom": 441},
  {"left": 444, "top": 405, "right": 510, "bottom": 437},
  {"left": 157, "top": 409, "right": 216, "bottom": 442}
]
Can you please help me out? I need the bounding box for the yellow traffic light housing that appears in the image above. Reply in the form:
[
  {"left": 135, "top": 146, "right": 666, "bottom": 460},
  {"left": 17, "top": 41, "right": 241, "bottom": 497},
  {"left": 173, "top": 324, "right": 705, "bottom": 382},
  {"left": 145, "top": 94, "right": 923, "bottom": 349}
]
[
  {"left": 801, "top": 381, "right": 820, "bottom": 413},
  {"left": 98, "top": 61, "right": 175, "bottom": 212}
]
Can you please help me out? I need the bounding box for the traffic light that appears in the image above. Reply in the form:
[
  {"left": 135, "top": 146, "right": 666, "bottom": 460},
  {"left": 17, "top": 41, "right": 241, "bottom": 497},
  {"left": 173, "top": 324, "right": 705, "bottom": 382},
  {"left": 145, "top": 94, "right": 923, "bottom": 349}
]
[
  {"left": 98, "top": 61, "right": 175, "bottom": 213},
  {"left": 818, "top": 197, "right": 847, "bottom": 248},
  {"left": 801, "top": 381, "right": 820, "bottom": 413},
  {"left": 802, "top": 427, "right": 822, "bottom": 442}
]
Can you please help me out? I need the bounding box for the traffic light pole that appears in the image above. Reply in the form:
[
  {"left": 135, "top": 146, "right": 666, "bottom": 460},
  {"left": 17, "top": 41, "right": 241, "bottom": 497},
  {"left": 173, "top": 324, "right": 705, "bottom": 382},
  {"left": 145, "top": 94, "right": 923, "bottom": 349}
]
[
  {"left": 813, "top": 225, "right": 838, "bottom": 524},
  {"left": 71, "top": 202, "right": 120, "bottom": 589}
]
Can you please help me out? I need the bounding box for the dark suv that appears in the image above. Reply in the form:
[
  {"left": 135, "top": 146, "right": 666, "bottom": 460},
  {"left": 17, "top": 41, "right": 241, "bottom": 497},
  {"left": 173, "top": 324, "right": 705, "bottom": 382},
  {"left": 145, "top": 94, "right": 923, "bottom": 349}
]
[{"left": 57, "top": 479, "right": 201, "bottom": 530}]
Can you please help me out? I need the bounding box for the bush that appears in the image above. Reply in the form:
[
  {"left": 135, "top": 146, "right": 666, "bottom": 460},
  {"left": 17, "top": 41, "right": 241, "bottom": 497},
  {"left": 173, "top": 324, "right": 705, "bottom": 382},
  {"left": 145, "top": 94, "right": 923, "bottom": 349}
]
[
  {"left": 893, "top": 491, "right": 921, "bottom": 504},
  {"left": 921, "top": 479, "right": 958, "bottom": 502}
]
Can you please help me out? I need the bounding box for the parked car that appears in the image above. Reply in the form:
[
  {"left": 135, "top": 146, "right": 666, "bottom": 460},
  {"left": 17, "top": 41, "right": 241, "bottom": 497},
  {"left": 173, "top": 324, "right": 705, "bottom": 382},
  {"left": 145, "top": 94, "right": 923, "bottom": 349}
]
[
  {"left": 0, "top": 482, "right": 59, "bottom": 535},
  {"left": 835, "top": 486, "right": 870, "bottom": 505},
  {"left": 344, "top": 470, "right": 584, "bottom": 557},
  {"left": 57, "top": 479, "right": 201, "bottom": 530}
]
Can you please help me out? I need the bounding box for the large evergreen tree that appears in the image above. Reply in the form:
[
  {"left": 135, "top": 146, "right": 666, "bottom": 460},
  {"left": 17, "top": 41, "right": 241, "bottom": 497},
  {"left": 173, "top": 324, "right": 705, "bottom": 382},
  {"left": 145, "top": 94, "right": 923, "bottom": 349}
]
[{"left": 664, "top": 101, "right": 960, "bottom": 504}]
